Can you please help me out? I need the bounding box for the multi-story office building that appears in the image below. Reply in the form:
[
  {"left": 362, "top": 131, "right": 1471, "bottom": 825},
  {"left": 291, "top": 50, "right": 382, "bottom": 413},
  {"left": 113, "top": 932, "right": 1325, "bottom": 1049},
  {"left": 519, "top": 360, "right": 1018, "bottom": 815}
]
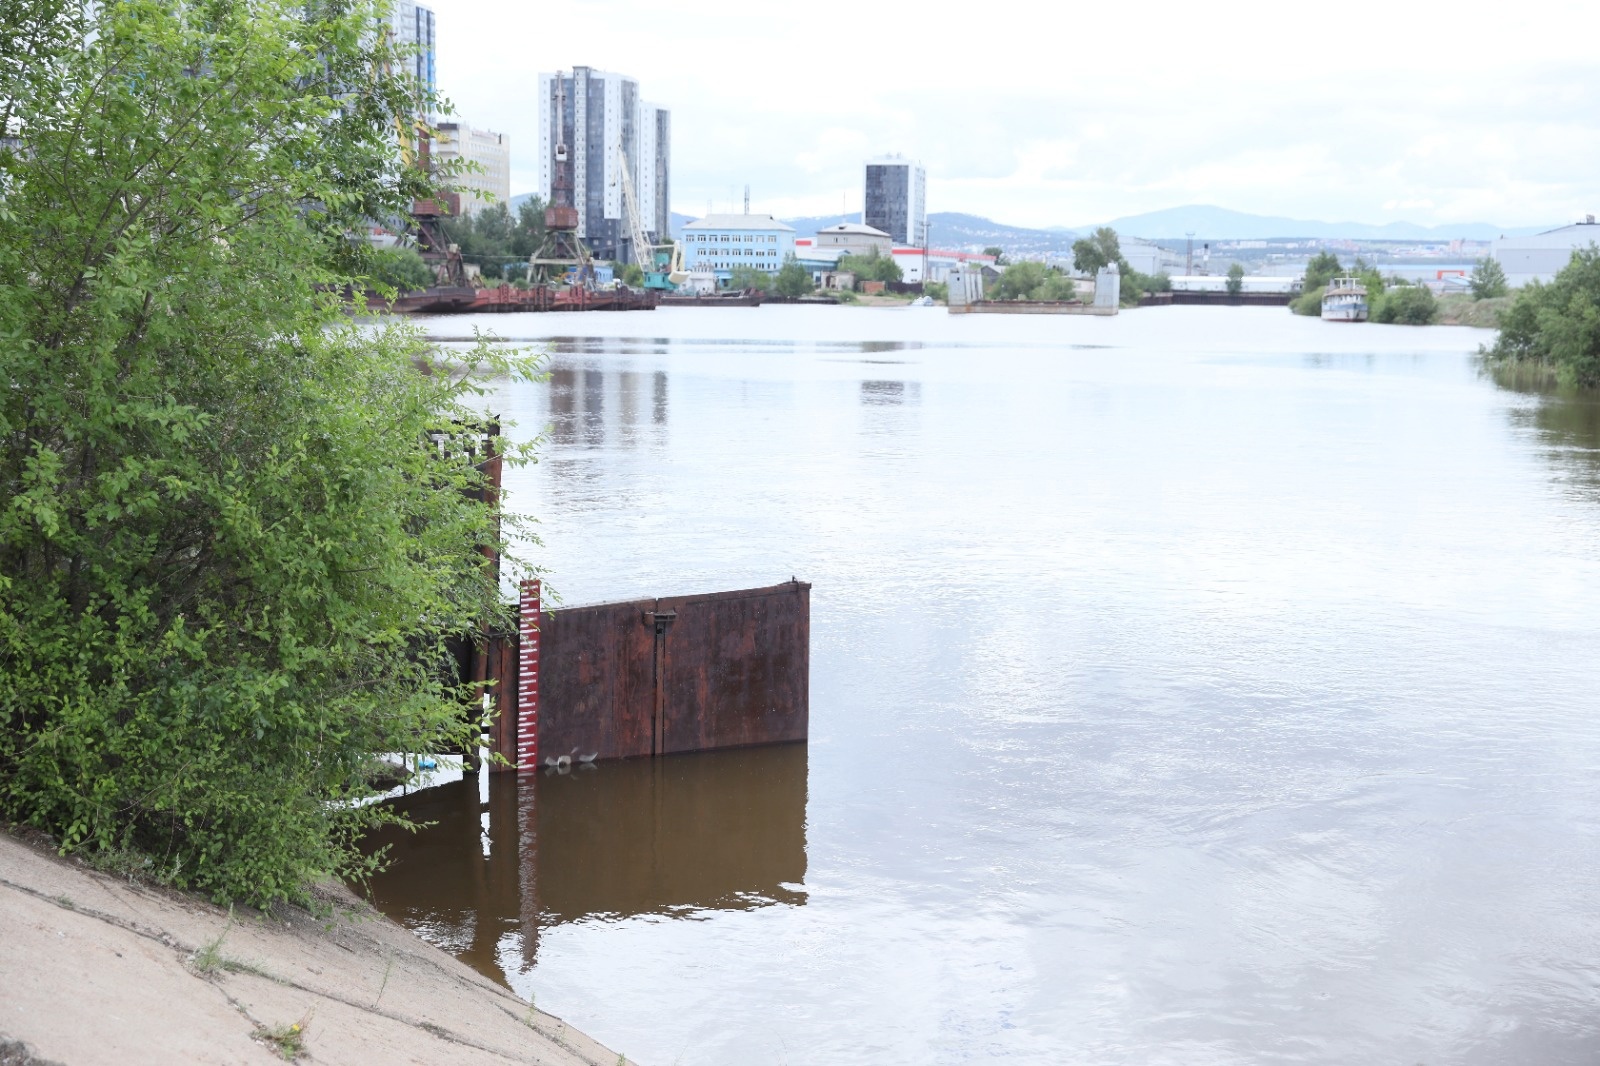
[
  {"left": 536, "top": 67, "right": 671, "bottom": 263},
  {"left": 863, "top": 155, "right": 926, "bottom": 247},
  {"left": 434, "top": 122, "right": 510, "bottom": 216},
  {"left": 682, "top": 215, "right": 796, "bottom": 284},
  {"left": 389, "top": 1, "right": 436, "bottom": 117}
]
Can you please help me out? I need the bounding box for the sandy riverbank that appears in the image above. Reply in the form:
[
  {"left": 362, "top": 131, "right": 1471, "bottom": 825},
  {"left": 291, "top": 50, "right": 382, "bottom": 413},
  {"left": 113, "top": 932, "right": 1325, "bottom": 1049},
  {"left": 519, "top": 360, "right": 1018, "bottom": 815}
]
[{"left": 0, "top": 829, "right": 627, "bottom": 1065}]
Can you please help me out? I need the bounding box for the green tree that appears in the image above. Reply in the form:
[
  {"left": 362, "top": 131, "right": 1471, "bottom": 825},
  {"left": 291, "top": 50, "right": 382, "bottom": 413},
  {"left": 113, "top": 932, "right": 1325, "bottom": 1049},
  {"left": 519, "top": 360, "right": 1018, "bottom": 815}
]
[
  {"left": 0, "top": 0, "right": 538, "bottom": 906},
  {"left": 1072, "top": 227, "right": 1126, "bottom": 276},
  {"left": 983, "top": 246, "right": 1007, "bottom": 266},
  {"left": 727, "top": 264, "right": 772, "bottom": 292},
  {"left": 994, "top": 261, "right": 1049, "bottom": 300},
  {"left": 774, "top": 255, "right": 815, "bottom": 298},
  {"left": 1372, "top": 284, "right": 1439, "bottom": 325},
  {"left": 1303, "top": 251, "right": 1343, "bottom": 291},
  {"left": 618, "top": 262, "right": 645, "bottom": 287},
  {"left": 836, "top": 249, "right": 902, "bottom": 286},
  {"left": 1226, "top": 262, "right": 1245, "bottom": 297},
  {"left": 1484, "top": 246, "right": 1600, "bottom": 388},
  {"left": 1470, "top": 257, "right": 1510, "bottom": 300}
]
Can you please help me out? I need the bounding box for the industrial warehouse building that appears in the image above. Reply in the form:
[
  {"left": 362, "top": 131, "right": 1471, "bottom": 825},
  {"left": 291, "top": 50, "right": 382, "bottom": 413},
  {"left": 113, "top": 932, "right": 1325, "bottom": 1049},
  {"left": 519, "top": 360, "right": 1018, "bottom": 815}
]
[{"left": 1492, "top": 218, "right": 1600, "bottom": 286}]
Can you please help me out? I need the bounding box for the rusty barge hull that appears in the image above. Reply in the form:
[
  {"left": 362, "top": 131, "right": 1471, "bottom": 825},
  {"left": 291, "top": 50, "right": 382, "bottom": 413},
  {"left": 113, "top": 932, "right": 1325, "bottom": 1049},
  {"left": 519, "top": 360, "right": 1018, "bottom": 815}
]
[{"left": 378, "top": 285, "right": 660, "bottom": 315}]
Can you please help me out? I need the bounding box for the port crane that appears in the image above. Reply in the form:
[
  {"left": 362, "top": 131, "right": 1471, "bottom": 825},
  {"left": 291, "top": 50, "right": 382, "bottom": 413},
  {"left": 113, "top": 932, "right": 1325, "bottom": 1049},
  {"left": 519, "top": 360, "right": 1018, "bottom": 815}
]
[
  {"left": 615, "top": 141, "right": 684, "bottom": 290},
  {"left": 528, "top": 71, "right": 594, "bottom": 286}
]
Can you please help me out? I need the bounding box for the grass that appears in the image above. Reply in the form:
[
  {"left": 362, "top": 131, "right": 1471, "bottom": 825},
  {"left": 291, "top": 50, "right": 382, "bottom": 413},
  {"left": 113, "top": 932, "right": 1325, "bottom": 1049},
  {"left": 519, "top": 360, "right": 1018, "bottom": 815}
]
[
  {"left": 191, "top": 911, "right": 281, "bottom": 982},
  {"left": 256, "top": 1012, "right": 311, "bottom": 1061},
  {"left": 1437, "top": 293, "right": 1513, "bottom": 328}
]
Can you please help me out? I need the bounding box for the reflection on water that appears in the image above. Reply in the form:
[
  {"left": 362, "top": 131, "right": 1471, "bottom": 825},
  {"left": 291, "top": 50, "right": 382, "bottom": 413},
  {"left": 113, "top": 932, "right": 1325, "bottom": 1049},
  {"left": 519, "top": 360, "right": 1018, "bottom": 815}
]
[
  {"left": 1490, "top": 361, "right": 1600, "bottom": 502},
  {"left": 363, "top": 744, "right": 808, "bottom": 979},
  {"left": 860, "top": 380, "right": 920, "bottom": 406}
]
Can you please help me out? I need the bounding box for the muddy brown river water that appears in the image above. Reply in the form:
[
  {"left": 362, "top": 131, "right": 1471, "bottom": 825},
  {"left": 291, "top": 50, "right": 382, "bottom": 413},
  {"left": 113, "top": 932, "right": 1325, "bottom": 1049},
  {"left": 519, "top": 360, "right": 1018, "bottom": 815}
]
[{"left": 365, "top": 305, "right": 1600, "bottom": 1066}]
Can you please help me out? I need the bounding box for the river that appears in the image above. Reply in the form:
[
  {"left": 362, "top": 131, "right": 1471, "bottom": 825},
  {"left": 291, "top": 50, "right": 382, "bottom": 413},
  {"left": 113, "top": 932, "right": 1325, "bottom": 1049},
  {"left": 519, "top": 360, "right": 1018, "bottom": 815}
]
[{"left": 364, "top": 304, "right": 1600, "bottom": 1066}]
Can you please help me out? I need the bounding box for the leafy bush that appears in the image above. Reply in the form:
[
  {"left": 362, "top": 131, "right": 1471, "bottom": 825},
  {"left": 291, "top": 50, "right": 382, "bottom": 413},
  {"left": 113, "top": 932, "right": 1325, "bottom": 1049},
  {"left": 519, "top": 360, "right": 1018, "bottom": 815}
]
[
  {"left": 993, "top": 261, "right": 1049, "bottom": 300},
  {"left": 1226, "top": 263, "right": 1244, "bottom": 296},
  {"left": 1372, "top": 284, "right": 1438, "bottom": 325},
  {"left": 1484, "top": 246, "right": 1600, "bottom": 387},
  {"left": 1120, "top": 269, "right": 1170, "bottom": 306},
  {"left": 368, "top": 247, "right": 434, "bottom": 293},
  {"left": 1291, "top": 286, "right": 1327, "bottom": 316},
  {"left": 0, "top": 0, "right": 538, "bottom": 906},
  {"left": 727, "top": 264, "right": 771, "bottom": 292}
]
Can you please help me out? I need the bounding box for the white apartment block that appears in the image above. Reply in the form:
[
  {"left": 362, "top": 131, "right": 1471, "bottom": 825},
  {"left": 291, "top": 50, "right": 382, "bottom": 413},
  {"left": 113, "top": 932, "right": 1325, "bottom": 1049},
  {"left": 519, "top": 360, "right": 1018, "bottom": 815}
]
[
  {"left": 536, "top": 67, "right": 671, "bottom": 264},
  {"left": 434, "top": 122, "right": 510, "bottom": 216}
]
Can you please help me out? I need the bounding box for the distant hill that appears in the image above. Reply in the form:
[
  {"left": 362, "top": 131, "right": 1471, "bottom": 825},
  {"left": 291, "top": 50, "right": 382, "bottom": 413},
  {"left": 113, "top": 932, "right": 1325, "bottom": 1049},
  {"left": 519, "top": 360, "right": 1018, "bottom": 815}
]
[
  {"left": 575, "top": 199, "right": 1553, "bottom": 249},
  {"left": 1074, "top": 204, "right": 1549, "bottom": 242},
  {"left": 669, "top": 210, "right": 1078, "bottom": 254}
]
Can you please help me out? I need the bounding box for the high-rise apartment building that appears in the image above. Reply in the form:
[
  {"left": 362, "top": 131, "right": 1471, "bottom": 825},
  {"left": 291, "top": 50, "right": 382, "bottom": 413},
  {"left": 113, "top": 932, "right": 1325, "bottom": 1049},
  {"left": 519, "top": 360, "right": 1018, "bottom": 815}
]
[
  {"left": 388, "top": 1, "right": 437, "bottom": 117},
  {"left": 537, "top": 67, "right": 671, "bottom": 264},
  {"left": 863, "top": 156, "right": 926, "bottom": 248},
  {"left": 434, "top": 122, "right": 510, "bottom": 216}
]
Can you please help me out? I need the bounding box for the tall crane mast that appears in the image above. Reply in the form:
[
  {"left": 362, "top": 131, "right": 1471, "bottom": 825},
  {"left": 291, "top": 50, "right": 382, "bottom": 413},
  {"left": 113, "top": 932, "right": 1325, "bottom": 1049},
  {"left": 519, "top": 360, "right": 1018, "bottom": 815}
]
[{"left": 615, "top": 142, "right": 654, "bottom": 269}]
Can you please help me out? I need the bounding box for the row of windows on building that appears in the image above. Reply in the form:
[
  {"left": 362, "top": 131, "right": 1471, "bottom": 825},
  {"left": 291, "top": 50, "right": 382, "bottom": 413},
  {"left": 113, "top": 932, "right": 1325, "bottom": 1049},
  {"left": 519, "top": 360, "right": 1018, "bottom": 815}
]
[
  {"left": 700, "top": 261, "right": 780, "bottom": 270},
  {"left": 689, "top": 234, "right": 781, "bottom": 243},
  {"left": 691, "top": 248, "right": 781, "bottom": 257}
]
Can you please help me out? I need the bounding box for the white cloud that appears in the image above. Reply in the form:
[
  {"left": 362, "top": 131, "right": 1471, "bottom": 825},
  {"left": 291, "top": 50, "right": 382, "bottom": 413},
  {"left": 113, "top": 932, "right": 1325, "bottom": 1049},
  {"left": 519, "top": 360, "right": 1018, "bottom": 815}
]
[{"left": 436, "top": 0, "right": 1598, "bottom": 228}]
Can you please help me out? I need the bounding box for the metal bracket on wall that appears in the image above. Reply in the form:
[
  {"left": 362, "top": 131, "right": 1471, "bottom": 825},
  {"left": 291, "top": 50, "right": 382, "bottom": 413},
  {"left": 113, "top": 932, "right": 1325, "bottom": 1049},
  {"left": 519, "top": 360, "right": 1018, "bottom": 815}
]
[{"left": 644, "top": 607, "right": 677, "bottom": 755}]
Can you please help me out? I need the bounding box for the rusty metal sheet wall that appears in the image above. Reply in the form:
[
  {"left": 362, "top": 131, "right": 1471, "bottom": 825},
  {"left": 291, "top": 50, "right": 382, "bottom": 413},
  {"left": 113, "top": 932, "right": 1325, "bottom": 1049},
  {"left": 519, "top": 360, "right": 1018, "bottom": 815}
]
[
  {"left": 658, "top": 582, "right": 810, "bottom": 755},
  {"left": 524, "top": 580, "right": 810, "bottom": 761},
  {"left": 536, "top": 596, "right": 657, "bottom": 760}
]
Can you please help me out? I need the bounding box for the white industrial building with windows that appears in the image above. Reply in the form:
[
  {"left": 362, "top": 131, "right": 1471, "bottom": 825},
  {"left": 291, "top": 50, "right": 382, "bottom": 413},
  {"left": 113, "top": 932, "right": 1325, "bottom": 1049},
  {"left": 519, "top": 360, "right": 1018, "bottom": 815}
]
[{"left": 682, "top": 215, "right": 796, "bottom": 286}]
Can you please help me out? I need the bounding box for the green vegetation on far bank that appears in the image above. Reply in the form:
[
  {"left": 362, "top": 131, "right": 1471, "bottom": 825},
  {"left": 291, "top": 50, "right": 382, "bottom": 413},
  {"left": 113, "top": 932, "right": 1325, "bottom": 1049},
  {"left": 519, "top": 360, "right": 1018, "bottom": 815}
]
[{"left": 1, "top": 0, "right": 537, "bottom": 906}]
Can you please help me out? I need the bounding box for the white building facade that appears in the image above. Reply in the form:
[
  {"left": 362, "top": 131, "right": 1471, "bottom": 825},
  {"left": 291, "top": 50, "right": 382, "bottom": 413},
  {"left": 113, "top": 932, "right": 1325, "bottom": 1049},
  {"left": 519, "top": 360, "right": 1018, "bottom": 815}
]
[
  {"left": 1492, "top": 219, "right": 1600, "bottom": 286},
  {"left": 815, "top": 223, "right": 893, "bottom": 257},
  {"left": 536, "top": 67, "right": 670, "bottom": 264},
  {"left": 434, "top": 122, "right": 510, "bottom": 216},
  {"left": 683, "top": 215, "right": 796, "bottom": 285},
  {"left": 864, "top": 155, "right": 927, "bottom": 247}
]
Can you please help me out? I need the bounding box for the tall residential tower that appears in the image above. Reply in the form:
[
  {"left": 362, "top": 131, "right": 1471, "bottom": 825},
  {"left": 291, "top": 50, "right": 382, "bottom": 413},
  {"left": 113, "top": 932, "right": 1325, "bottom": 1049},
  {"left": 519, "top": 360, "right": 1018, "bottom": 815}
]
[
  {"left": 863, "top": 156, "right": 926, "bottom": 248},
  {"left": 389, "top": 1, "right": 436, "bottom": 118},
  {"left": 537, "top": 67, "right": 671, "bottom": 264}
]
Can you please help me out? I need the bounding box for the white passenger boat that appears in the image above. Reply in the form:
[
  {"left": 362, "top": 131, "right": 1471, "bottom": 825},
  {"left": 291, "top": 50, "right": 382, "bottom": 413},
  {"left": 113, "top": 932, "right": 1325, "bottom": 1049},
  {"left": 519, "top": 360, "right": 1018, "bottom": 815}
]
[{"left": 1321, "top": 276, "right": 1369, "bottom": 321}]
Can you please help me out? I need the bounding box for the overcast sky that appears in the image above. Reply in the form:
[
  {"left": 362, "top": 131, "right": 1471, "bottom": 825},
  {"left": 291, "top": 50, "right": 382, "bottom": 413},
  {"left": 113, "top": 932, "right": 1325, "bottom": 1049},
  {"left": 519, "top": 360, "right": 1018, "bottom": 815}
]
[{"left": 433, "top": 0, "right": 1596, "bottom": 229}]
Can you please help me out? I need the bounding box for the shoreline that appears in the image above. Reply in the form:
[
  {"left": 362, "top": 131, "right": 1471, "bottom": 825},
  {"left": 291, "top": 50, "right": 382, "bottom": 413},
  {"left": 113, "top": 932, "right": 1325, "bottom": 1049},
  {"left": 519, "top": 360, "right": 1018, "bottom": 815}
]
[{"left": 0, "top": 828, "right": 628, "bottom": 1065}]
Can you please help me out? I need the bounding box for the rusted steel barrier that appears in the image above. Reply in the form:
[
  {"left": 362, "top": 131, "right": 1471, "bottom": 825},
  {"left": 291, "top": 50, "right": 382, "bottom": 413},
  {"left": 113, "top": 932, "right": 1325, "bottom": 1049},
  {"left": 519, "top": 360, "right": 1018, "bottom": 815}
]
[{"left": 486, "top": 579, "right": 810, "bottom": 769}]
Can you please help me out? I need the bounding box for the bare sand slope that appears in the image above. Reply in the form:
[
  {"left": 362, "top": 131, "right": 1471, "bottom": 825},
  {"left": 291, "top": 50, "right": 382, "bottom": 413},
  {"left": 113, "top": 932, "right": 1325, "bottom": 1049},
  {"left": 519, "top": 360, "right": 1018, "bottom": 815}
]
[{"left": 0, "top": 831, "right": 628, "bottom": 1065}]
